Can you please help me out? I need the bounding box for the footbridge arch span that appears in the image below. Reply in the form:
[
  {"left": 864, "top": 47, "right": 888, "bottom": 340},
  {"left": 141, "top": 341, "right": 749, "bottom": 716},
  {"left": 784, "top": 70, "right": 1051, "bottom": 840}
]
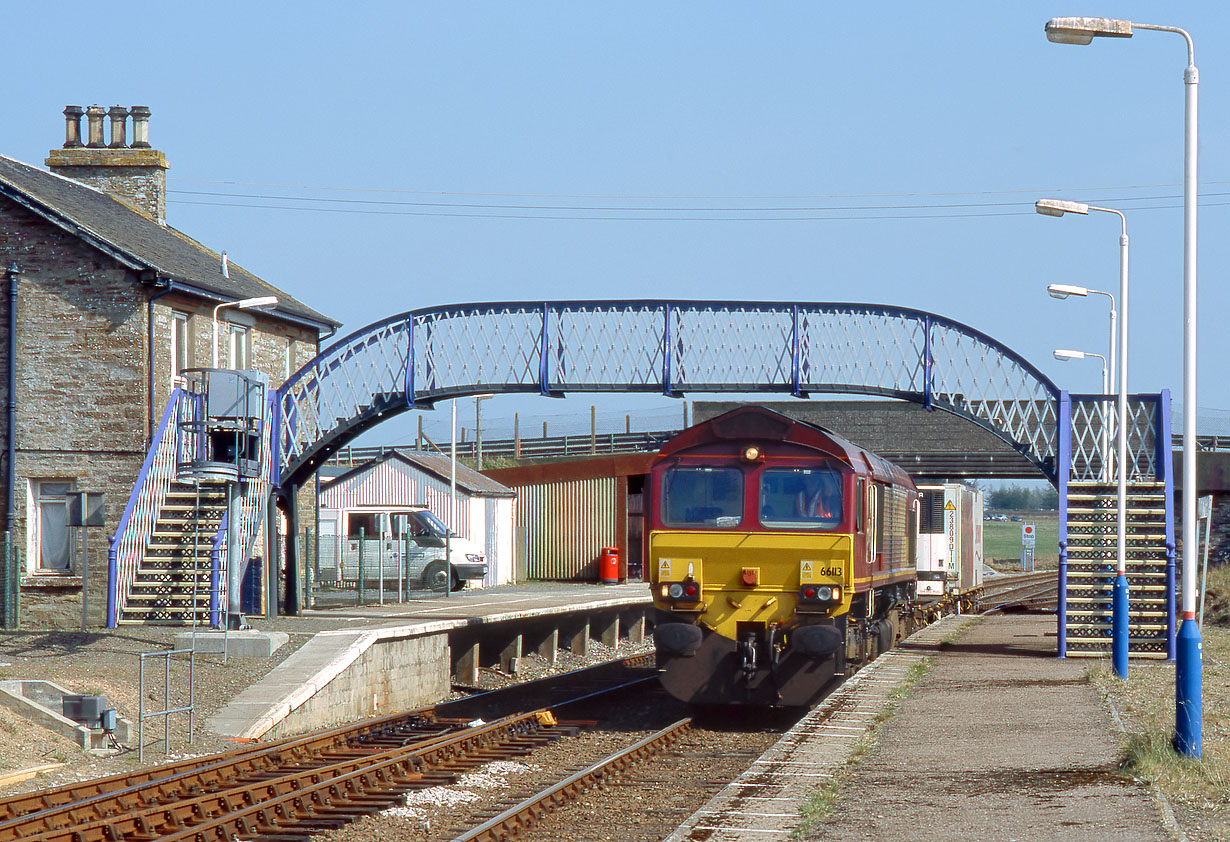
[{"left": 274, "top": 300, "right": 1063, "bottom": 489}]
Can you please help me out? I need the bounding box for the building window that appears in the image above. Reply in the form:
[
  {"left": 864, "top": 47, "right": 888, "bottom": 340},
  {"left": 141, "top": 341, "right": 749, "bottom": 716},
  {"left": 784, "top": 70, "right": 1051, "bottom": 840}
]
[
  {"left": 229, "top": 324, "right": 249, "bottom": 369},
  {"left": 34, "top": 480, "right": 74, "bottom": 573},
  {"left": 171, "top": 311, "right": 190, "bottom": 383}
]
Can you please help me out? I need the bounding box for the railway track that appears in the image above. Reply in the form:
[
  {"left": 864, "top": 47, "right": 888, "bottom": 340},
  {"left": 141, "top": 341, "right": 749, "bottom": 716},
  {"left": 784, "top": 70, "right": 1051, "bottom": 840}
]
[
  {"left": 0, "top": 654, "right": 657, "bottom": 842},
  {"left": 453, "top": 718, "right": 695, "bottom": 842},
  {"left": 981, "top": 570, "right": 1058, "bottom": 612}
]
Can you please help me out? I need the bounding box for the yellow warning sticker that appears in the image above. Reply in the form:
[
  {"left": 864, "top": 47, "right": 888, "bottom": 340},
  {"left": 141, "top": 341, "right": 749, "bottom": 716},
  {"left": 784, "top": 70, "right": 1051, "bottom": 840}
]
[
  {"left": 801, "top": 560, "right": 814, "bottom": 577},
  {"left": 944, "top": 501, "right": 956, "bottom": 510},
  {"left": 659, "top": 558, "right": 673, "bottom": 578}
]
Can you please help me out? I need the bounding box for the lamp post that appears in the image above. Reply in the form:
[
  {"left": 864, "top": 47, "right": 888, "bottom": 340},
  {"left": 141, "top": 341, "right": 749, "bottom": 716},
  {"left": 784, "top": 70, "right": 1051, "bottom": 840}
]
[
  {"left": 1036, "top": 199, "right": 1130, "bottom": 680},
  {"left": 1053, "top": 347, "right": 1112, "bottom": 482},
  {"left": 474, "top": 394, "right": 494, "bottom": 471},
  {"left": 1045, "top": 15, "right": 1201, "bottom": 757},
  {"left": 212, "top": 296, "right": 278, "bottom": 369},
  {"left": 1047, "top": 283, "right": 1117, "bottom": 391}
]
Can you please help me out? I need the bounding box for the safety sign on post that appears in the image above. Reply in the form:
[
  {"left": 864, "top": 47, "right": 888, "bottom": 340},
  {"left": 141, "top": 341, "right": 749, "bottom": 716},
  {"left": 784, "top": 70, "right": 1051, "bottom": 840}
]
[{"left": 1021, "top": 523, "right": 1035, "bottom": 572}]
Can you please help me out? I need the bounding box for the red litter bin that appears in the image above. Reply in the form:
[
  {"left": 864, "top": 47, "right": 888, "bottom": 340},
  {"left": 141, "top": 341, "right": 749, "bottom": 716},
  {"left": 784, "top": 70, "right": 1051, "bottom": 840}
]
[{"left": 599, "top": 547, "right": 620, "bottom": 584}]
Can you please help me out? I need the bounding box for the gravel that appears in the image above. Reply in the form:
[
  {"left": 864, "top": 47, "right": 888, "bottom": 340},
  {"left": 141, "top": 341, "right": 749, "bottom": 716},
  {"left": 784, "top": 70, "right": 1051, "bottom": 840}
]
[{"left": 0, "top": 615, "right": 656, "bottom": 796}]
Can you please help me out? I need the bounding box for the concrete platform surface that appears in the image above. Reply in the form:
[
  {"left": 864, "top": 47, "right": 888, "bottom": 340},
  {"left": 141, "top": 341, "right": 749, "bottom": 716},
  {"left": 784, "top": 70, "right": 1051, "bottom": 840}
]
[
  {"left": 668, "top": 614, "right": 1175, "bottom": 842},
  {"left": 207, "top": 582, "right": 651, "bottom": 740}
]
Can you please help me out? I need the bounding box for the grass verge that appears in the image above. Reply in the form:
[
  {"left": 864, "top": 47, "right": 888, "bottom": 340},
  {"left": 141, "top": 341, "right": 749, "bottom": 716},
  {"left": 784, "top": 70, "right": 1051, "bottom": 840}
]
[{"left": 1090, "top": 565, "right": 1230, "bottom": 841}]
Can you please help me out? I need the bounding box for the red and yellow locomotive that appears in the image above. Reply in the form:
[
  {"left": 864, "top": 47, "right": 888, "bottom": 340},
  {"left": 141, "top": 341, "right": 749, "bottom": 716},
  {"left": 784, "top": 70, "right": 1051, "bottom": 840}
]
[{"left": 649, "top": 405, "right": 919, "bottom": 706}]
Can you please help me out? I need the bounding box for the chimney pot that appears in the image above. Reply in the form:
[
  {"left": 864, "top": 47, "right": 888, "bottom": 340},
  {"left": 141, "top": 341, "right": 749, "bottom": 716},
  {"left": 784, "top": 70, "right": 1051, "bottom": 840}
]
[
  {"left": 62, "top": 105, "right": 84, "bottom": 148},
  {"left": 129, "top": 105, "right": 152, "bottom": 148},
  {"left": 85, "top": 105, "right": 106, "bottom": 148},
  {"left": 107, "top": 106, "right": 129, "bottom": 149}
]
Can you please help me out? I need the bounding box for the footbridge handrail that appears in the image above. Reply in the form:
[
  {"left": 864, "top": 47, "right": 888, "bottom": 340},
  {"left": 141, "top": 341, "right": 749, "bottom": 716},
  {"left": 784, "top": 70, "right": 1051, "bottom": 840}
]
[{"left": 274, "top": 300, "right": 1063, "bottom": 487}]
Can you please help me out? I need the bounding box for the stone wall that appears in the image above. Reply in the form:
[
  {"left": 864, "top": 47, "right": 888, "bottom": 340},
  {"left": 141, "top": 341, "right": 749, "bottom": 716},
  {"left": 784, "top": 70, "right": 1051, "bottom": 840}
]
[{"left": 0, "top": 200, "right": 322, "bottom": 627}]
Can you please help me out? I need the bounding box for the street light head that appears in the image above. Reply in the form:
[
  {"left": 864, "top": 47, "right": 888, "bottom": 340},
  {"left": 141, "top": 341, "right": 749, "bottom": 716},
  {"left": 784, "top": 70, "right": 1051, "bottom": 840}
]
[
  {"left": 1045, "top": 17, "right": 1133, "bottom": 45},
  {"left": 1047, "top": 283, "right": 1090, "bottom": 300},
  {"left": 1036, "top": 198, "right": 1090, "bottom": 217},
  {"left": 1053, "top": 349, "right": 1086, "bottom": 361},
  {"left": 235, "top": 295, "right": 278, "bottom": 311}
]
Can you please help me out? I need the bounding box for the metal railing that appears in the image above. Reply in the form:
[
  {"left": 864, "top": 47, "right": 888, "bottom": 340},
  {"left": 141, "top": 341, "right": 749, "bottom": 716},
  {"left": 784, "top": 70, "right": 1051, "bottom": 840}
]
[
  {"left": 107, "top": 389, "right": 188, "bottom": 627},
  {"left": 137, "top": 646, "right": 195, "bottom": 762},
  {"left": 277, "top": 301, "right": 1064, "bottom": 487}
]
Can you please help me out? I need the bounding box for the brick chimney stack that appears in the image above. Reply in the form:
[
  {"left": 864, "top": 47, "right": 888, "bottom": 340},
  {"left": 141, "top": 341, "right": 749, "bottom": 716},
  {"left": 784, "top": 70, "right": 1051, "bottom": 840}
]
[{"left": 46, "top": 104, "right": 169, "bottom": 224}]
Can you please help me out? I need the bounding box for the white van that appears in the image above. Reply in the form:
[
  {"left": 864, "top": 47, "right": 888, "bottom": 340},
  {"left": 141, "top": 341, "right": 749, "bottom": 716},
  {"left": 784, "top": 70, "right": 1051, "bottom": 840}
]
[{"left": 318, "top": 505, "right": 487, "bottom": 591}]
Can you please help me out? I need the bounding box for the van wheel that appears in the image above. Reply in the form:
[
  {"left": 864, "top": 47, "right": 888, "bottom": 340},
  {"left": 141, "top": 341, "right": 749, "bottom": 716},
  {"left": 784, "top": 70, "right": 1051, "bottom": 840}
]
[{"left": 421, "top": 561, "right": 456, "bottom": 592}]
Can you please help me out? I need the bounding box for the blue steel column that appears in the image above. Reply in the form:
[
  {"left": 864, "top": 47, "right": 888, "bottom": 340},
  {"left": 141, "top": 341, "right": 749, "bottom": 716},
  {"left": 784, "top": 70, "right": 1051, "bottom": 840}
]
[
  {"left": 404, "top": 317, "right": 416, "bottom": 409},
  {"left": 790, "top": 305, "right": 802, "bottom": 397},
  {"left": 922, "top": 315, "right": 933, "bottom": 409},
  {"left": 1056, "top": 391, "right": 1072, "bottom": 657},
  {"left": 539, "top": 303, "right": 552, "bottom": 396},
  {"left": 1158, "top": 389, "right": 1177, "bottom": 660},
  {"left": 662, "top": 303, "right": 674, "bottom": 397}
]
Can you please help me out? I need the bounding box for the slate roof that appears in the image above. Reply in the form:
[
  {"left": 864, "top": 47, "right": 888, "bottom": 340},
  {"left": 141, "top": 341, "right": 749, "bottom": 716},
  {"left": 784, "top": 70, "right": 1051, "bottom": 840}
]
[{"left": 0, "top": 153, "right": 338, "bottom": 330}]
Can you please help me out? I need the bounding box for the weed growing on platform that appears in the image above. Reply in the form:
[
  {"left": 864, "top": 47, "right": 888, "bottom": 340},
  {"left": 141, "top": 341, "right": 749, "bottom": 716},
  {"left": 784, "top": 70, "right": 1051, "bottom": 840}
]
[
  {"left": 1091, "top": 580, "right": 1230, "bottom": 842},
  {"left": 791, "top": 656, "right": 933, "bottom": 840}
]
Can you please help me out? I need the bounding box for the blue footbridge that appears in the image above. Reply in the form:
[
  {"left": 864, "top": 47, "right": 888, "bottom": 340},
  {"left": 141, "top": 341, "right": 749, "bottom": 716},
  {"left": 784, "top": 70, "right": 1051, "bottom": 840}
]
[{"left": 107, "top": 300, "right": 1175, "bottom": 658}]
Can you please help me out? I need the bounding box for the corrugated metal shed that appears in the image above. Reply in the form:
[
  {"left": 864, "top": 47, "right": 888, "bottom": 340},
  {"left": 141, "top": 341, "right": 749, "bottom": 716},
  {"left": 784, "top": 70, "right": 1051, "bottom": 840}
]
[
  {"left": 318, "top": 451, "right": 516, "bottom": 585},
  {"left": 486, "top": 454, "right": 653, "bottom": 582}
]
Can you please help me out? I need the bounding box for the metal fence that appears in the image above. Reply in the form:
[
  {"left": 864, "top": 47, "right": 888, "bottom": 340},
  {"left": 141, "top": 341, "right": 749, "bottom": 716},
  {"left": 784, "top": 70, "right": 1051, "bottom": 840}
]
[{"left": 307, "top": 533, "right": 452, "bottom": 608}]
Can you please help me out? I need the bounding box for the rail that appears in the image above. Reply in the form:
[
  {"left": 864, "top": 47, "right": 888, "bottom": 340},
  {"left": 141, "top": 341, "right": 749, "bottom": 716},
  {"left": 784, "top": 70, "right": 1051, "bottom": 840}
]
[{"left": 453, "top": 718, "right": 692, "bottom": 842}]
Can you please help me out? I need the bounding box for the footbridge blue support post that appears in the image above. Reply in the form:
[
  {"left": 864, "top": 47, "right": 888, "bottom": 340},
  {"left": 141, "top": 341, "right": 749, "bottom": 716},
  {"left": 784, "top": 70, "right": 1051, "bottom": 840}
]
[{"left": 1056, "top": 391, "right": 1071, "bottom": 658}]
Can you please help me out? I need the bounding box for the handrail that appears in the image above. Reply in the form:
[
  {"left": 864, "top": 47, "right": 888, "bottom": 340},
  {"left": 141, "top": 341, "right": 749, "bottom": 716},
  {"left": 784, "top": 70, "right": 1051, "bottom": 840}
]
[{"left": 107, "top": 389, "right": 186, "bottom": 627}]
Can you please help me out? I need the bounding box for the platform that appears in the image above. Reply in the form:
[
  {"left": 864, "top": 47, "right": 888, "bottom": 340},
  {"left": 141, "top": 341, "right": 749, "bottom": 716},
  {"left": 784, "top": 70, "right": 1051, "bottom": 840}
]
[
  {"left": 666, "top": 614, "right": 1175, "bottom": 842},
  {"left": 207, "top": 583, "right": 651, "bottom": 741}
]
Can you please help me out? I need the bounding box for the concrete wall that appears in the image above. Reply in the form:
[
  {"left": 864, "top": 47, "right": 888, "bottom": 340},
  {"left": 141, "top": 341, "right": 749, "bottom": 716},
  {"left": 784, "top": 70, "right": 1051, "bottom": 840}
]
[{"left": 264, "top": 631, "right": 449, "bottom": 740}]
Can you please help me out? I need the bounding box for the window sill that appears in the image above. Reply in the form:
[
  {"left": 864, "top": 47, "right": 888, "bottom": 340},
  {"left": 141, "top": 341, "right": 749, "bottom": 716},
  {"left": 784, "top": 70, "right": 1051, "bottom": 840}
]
[{"left": 20, "top": 575, "right": 83, "bottom": 589}]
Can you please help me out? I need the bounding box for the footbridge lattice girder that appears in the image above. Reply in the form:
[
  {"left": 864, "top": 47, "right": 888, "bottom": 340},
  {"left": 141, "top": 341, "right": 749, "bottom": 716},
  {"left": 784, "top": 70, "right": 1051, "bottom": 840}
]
[{"left": 274, "top": 300, "right": 1073, "bottom": 488}]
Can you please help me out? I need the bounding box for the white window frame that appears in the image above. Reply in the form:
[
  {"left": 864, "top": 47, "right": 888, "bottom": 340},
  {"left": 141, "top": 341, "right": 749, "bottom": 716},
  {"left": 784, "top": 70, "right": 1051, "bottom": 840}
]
[
  {"left": 229, "top": 324, "right": 250, "bottom": 370},
  {"left": 171, "top": 311, "right": 190, "bottom": 384},
  {"left": 31, "top": 479, "right": 75, "bottom": 574}
]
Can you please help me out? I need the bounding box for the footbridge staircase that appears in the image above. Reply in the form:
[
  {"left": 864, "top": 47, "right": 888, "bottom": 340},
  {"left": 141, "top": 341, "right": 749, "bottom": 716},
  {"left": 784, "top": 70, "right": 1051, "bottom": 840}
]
[{"left": 105, "top": 301, "right": 1176, "bottom": 656}]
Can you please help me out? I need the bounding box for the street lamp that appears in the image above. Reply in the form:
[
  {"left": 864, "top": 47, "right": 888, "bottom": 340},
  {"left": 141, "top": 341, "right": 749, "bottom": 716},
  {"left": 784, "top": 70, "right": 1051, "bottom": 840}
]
[
  {"left": 1047, "top": 283, "right": 1118, "bottom": 406},
  {"left": 1045, "top": 15, "right": 1201, "bottom": 757},
  {"left": 1053, "top": 349, "right": 1108, "bottom": 392},
  {"left": 212, "top": 296, "right": 278, "bottom": 369},
  {"left": 1037, "top": 198, "right": 1130, "bottom": 680}
]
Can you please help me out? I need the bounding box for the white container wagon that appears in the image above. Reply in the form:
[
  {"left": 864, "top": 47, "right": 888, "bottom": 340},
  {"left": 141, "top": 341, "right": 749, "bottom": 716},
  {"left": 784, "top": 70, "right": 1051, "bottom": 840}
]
[{"left": 916, "top": 482, "right": 984, "bottom": 611}]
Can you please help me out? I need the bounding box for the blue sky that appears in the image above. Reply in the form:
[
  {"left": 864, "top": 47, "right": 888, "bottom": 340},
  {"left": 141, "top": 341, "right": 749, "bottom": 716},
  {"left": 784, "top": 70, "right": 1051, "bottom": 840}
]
[{"left": 8, "top": 1, "right": 1230, "bottom": 445}]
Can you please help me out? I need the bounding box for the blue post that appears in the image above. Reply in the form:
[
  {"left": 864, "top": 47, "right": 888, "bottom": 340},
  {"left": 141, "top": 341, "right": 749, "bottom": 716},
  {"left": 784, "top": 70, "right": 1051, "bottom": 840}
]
[
  {"left": 1175, "top": 618, "right": 1202, "bottom": 757},
  {"left": 1056, "top": 391, "right": 1072, "bottom": 657},
  {"left": 1112, "top": 572, "right": 1129, "bottom": 678}
]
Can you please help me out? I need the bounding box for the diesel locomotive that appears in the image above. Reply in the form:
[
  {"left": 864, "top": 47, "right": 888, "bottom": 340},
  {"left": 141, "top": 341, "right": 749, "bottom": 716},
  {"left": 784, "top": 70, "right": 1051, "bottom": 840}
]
[{"left": 648, "top": 405, "right": 920, "bottom": 706}]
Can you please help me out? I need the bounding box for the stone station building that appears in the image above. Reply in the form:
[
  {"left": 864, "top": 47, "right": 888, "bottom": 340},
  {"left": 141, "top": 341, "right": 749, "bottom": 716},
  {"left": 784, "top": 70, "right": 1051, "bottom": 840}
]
[{"left": 0, "top": 105, "right": 339, "bottom": 627}]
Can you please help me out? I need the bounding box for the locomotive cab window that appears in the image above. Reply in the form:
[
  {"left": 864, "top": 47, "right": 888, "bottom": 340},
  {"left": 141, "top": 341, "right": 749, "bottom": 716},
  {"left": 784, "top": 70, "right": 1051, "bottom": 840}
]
[
  {"left": 661, "top": 466, "right": 744, "bottom": 527},
  {"left": 759, "top": 467, "right": 843, "bottom": 528}
]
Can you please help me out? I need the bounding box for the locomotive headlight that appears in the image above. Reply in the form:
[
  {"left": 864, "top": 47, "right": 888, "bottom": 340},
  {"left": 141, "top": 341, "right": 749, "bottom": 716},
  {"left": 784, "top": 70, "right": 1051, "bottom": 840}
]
[
  {"left": 831, "top": 586, "right": 841, "bottom": 601},
  {"left": 683, "top": 582, "right": 699, "bottom": 598},
  {"left": 741, "top": 445, "right": 762, "bottom": 462},
  {"left": 668, "top": 583, "right": 685, "bottom": 599},
  {"left": 815, "top": 586, "right": 832, "bottom": 601}
]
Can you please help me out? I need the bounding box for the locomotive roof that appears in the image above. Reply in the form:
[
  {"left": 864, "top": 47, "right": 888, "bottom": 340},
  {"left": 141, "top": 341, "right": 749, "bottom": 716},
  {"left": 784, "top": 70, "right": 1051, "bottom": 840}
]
[{"left": 658, "top": 404, "right": 914, "bottom": 487}]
